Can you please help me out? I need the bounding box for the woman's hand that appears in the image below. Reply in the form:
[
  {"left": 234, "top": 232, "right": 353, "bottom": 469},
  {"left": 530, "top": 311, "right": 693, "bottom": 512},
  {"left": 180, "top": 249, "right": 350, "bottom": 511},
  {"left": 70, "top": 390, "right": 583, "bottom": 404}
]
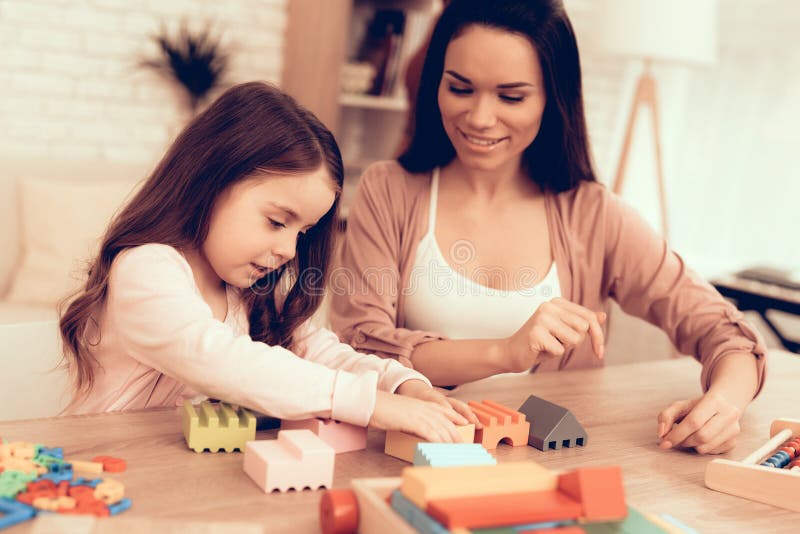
[
  {"left": 657, "top": 391, "right": 743, "bottom": 454},
  {"left": 396, "top": 379, "right": 480, "bottom": 428},
  {"left": 369, "top": 389, "right": 467, "bottom": 443},
  {"left": 503, "top": 298, "right": 606, "bottom": 373}
]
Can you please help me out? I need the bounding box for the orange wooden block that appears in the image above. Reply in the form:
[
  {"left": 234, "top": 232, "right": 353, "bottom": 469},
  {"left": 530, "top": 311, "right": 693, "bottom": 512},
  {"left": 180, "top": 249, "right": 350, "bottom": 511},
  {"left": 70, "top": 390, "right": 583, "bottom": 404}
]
[
  {"left": 426, "top": 489, "right": 583, "bottom": 529},
  {"left": 385, "top": 425, "right": 476, "bottom": 463},
  {"left": 558, "top": 466, "right": 627, "bottom": 521},
  {"left": 92, "top": 455, "right": 127, "bottom": 473},
  {"left": 519, "top": 528, "right": 585, "bottom": 534},
  {"left": 468, "top": 400, "right": 530, "bottom": 449}
]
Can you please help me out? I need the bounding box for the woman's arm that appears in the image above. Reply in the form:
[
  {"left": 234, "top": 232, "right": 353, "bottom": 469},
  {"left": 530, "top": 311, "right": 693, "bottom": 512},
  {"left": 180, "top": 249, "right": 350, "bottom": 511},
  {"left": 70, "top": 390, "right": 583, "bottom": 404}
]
[
  {"left": 597, "top": 187, "right": 767, "bottom": 453},
  {"left": 329, "top": 163, "right": 446, "bottom": 366},
  {"left": 412, "top": 298, "right": 606, "bottom": 386}
]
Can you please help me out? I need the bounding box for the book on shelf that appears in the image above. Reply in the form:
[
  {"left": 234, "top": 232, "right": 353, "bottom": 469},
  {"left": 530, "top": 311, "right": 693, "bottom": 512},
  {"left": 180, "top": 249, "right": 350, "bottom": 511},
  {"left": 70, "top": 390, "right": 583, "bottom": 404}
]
[{"left": 353, "top": 9, "right": 406, "bottom": 97}]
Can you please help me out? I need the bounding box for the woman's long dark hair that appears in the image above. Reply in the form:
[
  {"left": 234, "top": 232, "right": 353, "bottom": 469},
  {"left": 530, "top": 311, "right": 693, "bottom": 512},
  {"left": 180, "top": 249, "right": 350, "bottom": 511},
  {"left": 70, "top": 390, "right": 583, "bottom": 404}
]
[
  {"left": 59, "top": 81, "right": 343, "bottom": 398},
  {"left": 399, "top": 0, "right": 596, "bottom": 192}
]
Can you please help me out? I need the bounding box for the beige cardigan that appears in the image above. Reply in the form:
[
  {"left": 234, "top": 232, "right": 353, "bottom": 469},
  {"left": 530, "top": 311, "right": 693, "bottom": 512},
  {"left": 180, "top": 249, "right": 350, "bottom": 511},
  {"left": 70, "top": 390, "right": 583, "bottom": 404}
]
[{"left": 330, "top": 161, "right": 767, "bottom": 392}]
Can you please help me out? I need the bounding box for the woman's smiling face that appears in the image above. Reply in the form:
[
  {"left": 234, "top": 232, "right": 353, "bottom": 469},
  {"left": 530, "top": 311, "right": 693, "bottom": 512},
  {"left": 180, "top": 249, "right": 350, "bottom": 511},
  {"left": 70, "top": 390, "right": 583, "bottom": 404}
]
[{"left": 438, "top": 24, "right": 547, "bottom": 173}]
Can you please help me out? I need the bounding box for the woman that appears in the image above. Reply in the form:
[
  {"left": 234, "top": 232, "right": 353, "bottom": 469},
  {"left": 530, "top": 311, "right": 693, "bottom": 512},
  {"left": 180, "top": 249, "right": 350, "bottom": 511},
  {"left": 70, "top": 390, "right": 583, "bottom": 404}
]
[{"left": 331, "top": 0, "right": 766, "bottom": 454}]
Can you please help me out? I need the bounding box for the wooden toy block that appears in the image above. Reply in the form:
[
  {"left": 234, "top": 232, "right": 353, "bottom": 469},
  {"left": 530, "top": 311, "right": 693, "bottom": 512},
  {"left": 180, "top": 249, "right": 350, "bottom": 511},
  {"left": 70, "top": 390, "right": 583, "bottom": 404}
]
[
  {"left": 182, "top": 400, "right": 256, "bottom": 453},
  {"left": 385, "top": 424, "right": 475, "bottom": 463},
  {"left": 68, "top": 460, "right": 103, "bottom": 475},
  {"left": 413, "top": 443, "right": 496, "bottom": 467},
  {"left": 400, "top": 461, "right": 557, "bottom": 509},
  {"left": 705, "top": 418, "right": 800, "bottom": 512},
  {"left": 281, "top": 418, "right": 367, "bottom": 453},
  {"left": 468, "top": 400, "right": 530, "bottom": 449},
  {"left": 108, "top": 497, "right": 132, "bottom": 516},
  {"left": 91, "top": 455, "right": 127, "bottom": 472},
  {"left": 518, "top": 395, "right": 587, "bottom": 451},
  {"left": 390, "top": 489, "right": 450, "bottom": 534},
  {"left": 582, "top": 507, "right": 669, "bottom": 534},
  {"left": 94, "top": 478, "right": 125, "bottom": 505},
  {"left": 426, "top": 489, "right": 583, "bottom": 529},
  {"left": 319, "top": 461, "right": 640, "bottom": 534},
  {"left": 521, "top": 527, "right": 586, "bottom": 534},
  {"left": 558, "top": 466, "right": 627, "bottom": 521},
  {"left": 319, "top": 488, "right": 359, "bottom": 534},
  {"left": 243, "top": 429, "right": 335, "bottom": 493},
  {"left": 350, "top": 478, "right": 416, "bottom": 534},
  {"left": 643, "top": 513, "right": 697, "bottom": 534}
]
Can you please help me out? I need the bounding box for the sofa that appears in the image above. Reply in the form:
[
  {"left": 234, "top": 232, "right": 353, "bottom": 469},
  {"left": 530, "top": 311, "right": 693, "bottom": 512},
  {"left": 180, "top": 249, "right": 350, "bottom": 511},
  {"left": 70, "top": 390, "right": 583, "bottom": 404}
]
[{"left": 0, "top": 159, "right": 150, "bottom": 324}]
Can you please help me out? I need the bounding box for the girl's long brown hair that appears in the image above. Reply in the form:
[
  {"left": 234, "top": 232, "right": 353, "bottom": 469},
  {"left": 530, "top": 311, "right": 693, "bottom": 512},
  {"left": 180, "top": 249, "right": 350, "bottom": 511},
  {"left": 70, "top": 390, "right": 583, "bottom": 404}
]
[{"left": 59, "top": 81, "right": 343, "bottom": 401}]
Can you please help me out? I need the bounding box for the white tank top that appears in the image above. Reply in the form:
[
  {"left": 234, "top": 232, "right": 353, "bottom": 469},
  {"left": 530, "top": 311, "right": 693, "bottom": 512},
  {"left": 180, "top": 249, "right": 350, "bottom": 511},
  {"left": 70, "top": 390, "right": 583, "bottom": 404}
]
[{"left": 404, "top": 168, "right": 561, "bottom": 339}]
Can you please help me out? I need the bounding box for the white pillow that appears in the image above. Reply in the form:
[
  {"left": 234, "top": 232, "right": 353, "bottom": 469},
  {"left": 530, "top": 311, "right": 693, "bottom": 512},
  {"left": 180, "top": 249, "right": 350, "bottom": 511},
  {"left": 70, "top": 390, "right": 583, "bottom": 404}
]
[{"left": 6, "top": 178, "right": 139, "bottom": 305}]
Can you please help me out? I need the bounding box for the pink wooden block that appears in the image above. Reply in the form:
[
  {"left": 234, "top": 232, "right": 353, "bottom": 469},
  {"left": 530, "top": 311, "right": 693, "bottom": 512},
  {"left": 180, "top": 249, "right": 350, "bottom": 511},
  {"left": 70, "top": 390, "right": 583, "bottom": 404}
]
[
  {"left": 280, "top": 418, "right": 367, "bottom": 453},
  {"left": 243, "top": 430, "right": 335, "bottom": 493}
]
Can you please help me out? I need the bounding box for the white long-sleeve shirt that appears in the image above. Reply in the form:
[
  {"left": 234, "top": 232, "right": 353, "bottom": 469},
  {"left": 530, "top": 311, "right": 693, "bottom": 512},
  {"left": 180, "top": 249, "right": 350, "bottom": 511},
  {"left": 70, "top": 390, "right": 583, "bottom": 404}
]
[{"left": 69, "top": 244, "right": 429, "bottom": 426}]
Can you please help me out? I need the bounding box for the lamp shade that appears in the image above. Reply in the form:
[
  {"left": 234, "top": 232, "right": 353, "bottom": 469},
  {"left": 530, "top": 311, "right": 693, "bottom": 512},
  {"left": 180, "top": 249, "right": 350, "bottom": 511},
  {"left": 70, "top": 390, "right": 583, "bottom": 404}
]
[{"left": 600, "top": 0, "right": 718, "bottom": 65}]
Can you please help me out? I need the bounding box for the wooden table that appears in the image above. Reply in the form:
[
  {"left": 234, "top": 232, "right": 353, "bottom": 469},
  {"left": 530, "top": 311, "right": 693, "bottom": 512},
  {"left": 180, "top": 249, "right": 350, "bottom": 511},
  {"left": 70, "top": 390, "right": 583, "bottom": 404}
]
[{"left": 3, "top": 351, "right": 798, "bottom": 534}]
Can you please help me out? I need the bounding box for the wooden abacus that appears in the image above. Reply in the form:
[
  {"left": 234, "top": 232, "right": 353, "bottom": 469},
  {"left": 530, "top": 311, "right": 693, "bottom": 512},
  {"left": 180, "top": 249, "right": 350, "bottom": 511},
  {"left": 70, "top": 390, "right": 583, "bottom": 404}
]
[{"left": 705, "top": 418, "right": 800, "bottom": 511}]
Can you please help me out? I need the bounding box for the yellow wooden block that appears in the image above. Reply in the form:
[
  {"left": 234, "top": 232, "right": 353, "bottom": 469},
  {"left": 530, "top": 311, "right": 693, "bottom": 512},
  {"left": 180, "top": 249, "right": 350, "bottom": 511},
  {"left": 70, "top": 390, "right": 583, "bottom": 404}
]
[
  {"left": 385, "top": 425, "right": 475, "bottom": 463},
  {"left": 70, "top": 460, "right": 103, "bottom": 475},
  {"left": 400, "top": 461, "right": 557, "bottom": 509},
  {"left": 182, "top": 400, "right": 257, "bottom": 453},
  {"left": 94, "top": 478, "right": 125, "bottom": 505}
]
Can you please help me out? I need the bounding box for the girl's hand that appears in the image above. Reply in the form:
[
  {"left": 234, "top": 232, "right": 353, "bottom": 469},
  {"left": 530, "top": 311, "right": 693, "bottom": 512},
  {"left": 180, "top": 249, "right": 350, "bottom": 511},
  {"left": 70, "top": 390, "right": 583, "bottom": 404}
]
[
  {"left": 657, "top": 391, "right": 743, "bottom": 454},
  {"left": 396, "top": 379, "right": 480, "bottom": 428},
  {"left": 503, "top": 298, "right": 606, "bottom": 373},
  {"left": 369, "top": 390, "right": 466, "bottom": 443}
]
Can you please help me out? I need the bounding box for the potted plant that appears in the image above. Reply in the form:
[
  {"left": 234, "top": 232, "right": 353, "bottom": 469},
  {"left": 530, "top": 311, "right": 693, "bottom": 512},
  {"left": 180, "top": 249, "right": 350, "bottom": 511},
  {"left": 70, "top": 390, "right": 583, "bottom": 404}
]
[{"left": 140, "top": 21, "right": 229, "bottom": 116}]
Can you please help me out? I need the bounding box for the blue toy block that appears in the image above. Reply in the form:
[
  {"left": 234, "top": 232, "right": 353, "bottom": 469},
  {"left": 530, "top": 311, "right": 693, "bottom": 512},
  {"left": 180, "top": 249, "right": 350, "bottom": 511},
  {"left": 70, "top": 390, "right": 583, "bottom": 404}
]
[
  {"left": 0, "top": 497, "right": 36, "bottom": 529},
  {"left": 109, "top": 497, "right": 133, "bottom": 516},
  {"left": 413, "top": 442, "right": 497, "bottom": 467},
  {"left": 390, "top": 490, "right": 449, "bottom": 534},
  {"left": 38, "top": 447, "right": 64, "bottom": 459},
  {"left": 39, "top": 462, "right": 74, "bottom": 484}
]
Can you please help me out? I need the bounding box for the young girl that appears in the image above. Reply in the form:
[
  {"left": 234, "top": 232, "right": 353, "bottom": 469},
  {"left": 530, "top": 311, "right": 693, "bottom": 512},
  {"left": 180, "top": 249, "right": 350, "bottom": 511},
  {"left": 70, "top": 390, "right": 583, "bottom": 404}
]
[
  {"left": 331, "top": 0, "right": 767, "bottom": 454},
  {"left": 59, "top": 82, "right": 476, "bottom": 443}
]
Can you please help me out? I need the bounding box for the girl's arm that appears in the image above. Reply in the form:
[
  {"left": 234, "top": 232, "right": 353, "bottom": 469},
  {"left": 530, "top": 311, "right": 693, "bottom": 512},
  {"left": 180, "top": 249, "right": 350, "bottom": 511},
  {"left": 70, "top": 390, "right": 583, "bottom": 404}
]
[
  {"left": 292, "top": 321, "right": 433, "bottom": 393},
  {"left": 107, "top": 245, "right": 378, "bottom": 426},
  {"left": 294, "top": 322, "right": 479, "bottom": 427}
]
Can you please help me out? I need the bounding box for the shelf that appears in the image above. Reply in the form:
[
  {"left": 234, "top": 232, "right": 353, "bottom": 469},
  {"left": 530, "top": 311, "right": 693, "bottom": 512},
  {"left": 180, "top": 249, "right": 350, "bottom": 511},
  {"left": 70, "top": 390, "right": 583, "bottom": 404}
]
[{"left": 339, "top": 93, "right": 409, "bottom": 111}]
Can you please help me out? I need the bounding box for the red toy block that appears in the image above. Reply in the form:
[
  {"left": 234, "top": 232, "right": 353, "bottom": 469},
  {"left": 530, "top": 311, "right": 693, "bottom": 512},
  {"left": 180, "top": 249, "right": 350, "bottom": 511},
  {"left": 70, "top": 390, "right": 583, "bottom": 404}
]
[
  {"left": 68, "top": 485, "right": 96, "bottom": 502},
  {"left": 519, "top": 527, "right": 586, "bottom": 534},
  {"left": 426, "top": 489, "right": 583, "bottom": 529},
  {"left": 468, "top": 400, "right": 530, "bottom": 449},
  {"left": 16, "top": 488, "right": 58, "bottom": 505},
  {"left": 558, "top": 466, "right": 627, "bottom": 521},
  {"left": 26, "top": 479, "right": 56, "bottom": 493},
  {"left": 320, "top": 488, "right": 359, "bottom": 534},
  {"left": 92, "top": 455, "right": 127, "bottom": 472}
]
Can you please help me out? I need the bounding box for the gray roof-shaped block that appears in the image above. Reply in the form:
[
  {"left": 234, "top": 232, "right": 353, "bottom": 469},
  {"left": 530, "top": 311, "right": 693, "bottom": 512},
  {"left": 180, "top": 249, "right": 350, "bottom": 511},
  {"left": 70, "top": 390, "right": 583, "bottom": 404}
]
[{"left": 518, "top": 395, "right": 587, "bottom": 451}]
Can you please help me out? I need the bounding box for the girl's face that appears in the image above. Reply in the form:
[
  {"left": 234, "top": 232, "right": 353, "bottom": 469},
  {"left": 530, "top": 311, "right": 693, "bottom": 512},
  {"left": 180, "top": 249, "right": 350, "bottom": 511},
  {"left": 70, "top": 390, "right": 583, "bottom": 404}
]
[
  {"left": 202, "top": 166, "right": 336, "bottom": 289},
  {"left": 438, "top": 24, "right": 546, "bottom": 173}
]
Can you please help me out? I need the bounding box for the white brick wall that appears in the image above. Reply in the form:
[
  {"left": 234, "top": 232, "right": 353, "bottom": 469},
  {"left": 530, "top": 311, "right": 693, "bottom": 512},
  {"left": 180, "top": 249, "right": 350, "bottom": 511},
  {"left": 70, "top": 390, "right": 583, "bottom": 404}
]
[{"left": 0, "top": 0, "right": 288, "bottom": 164}]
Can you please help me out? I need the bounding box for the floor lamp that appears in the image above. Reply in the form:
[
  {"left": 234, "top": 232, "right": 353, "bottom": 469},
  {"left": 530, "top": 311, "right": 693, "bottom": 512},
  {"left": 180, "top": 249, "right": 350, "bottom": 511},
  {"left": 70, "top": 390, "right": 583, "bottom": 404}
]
[{"left": 601, "top": 0, "right": 718, "bottom": 240}]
